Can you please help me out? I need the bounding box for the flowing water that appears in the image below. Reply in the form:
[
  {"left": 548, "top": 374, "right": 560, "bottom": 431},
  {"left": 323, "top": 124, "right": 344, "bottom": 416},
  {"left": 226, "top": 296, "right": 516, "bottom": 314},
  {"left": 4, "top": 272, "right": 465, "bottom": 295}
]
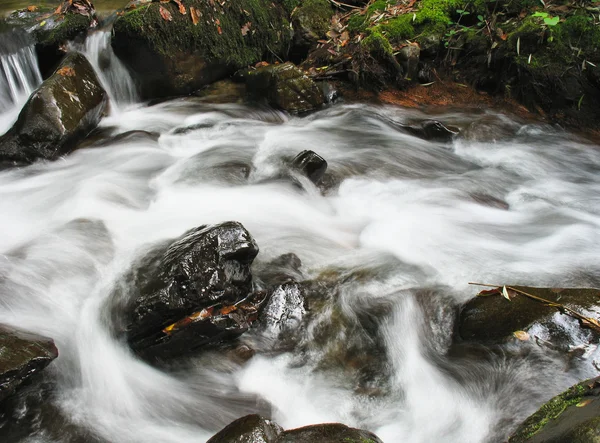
[{"left": 2, "top": 29, "right": 600, "bottom": 443}]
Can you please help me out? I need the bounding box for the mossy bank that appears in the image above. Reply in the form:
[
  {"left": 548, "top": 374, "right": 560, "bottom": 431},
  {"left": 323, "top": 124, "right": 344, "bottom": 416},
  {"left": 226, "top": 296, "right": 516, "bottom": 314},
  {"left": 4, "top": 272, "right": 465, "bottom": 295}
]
[{"left": 112, "top": 0, "right": 292, "bottom": 99}]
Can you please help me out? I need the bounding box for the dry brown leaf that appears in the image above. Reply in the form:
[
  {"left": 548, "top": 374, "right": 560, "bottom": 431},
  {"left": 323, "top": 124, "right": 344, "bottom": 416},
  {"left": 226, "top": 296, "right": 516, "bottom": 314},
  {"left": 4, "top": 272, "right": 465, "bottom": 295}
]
[
  {"left": 159, "top": 5, "right": 173, "bottom": 21},
  {"left": 27, "top": 5, "right": 39, "bottom": 12},
  {"left": 241, "top": 21, "right": 251, "bottom": 36},
  {"left": 220, "top": 305, "right": 237, "bottom": 315},
  {"left": 513, "top": 330, "right": 530, "bottom": 341},
  {"left": 173, "top": 0, "right": 186, "bottom": 14},
  {"left": 217, "top": 25, "right": 222, "bottom": 35},
  {"left": 576, "top": 399, "right": 593, "bottom": 407},
  {"left": 190, "top": 6, "right": 200, "bottom": 25},
  {"left": 57, "top": 66, "right": 75, "bottom": 77},
  {"left": 255, "top": 61, "right": 269, "bottom": 68}
]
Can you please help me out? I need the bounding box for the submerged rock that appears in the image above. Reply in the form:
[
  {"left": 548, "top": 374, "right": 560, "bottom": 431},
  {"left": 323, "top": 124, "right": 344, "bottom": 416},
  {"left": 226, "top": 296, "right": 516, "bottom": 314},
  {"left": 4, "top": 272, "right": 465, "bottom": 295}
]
[
  {"left": 259, "top": 282, "right": 306, "bottom": 337},
  {"left": 112, "top": 0, "right": 291, "bottom": 99},
  {"left": 404, "top": 120, "right": 459, "bottom": 142},
  {"left": 207, "top": 414, "right": 283, "bottom": 443},
  {"left": 0, "top": 52, "right": 108, "bottom": 165},
  {"left": 121, "top": 222, "right": 261, "bottom": 360},
  {"left": 207, "top": 415, "right": 383, "bottom": 443},
  {"left": 244, "top": 62, "right": 325, "bottom": 113},
  {"left": 0, "top": 325, "right": 58, "bottom": 403},
  {"left": 509, "top": 376, "right": 600, "bottom": 443},
  {"left": 459, "top": 286, "right": 600, "bottom": 345}
]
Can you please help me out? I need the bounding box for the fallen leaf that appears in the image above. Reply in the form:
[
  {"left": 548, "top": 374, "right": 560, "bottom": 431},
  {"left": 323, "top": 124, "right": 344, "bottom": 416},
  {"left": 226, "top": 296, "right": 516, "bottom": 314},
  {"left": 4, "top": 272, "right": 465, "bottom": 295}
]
[
  {"left": 217, "top": 25, "right": 222, "bottom": 35},
  {"left": 190, "top": 6, "right": 200, "bottom": 25},
  {"left": 502, "top": 286, "right": 512, "bottom": 301},
  {"left": 57, "top": 66, "right": 75, "bottom": 77},
  {"left": 513, "top": 330, "right": 530, "bottom": 341},
  {"left": 27, "top": 5, "right": 39, "bottom": 12},
  {"left": 220, "top": 305, "right": 237, "bottom": 315},
  {"left": 477, "top": 287, "right": 501, "bottom": 296},
  {"left": 255, "top": 61, "right": 269, "bottom": 68},
  {"left": 241, "top": 21, "right": 251, "bottom": 36},
  {"left": 39, "top": 20, "right": 47, "bottom": 27},
  {"left": 173, "top": 0, "right": 186, "bottom": 14},
  {"left": 576, "top": 399, "right": 593, "bottom": 407},
  {"left": 159, "top": 5, "right": 173, "bottom": 21}
]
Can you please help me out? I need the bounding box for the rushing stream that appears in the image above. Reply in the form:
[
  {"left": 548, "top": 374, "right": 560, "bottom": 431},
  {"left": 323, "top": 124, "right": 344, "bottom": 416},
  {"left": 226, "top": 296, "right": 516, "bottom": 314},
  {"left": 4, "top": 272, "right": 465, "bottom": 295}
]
[{"left": 2, "top": 27, "right": 600, "bottom": 443}]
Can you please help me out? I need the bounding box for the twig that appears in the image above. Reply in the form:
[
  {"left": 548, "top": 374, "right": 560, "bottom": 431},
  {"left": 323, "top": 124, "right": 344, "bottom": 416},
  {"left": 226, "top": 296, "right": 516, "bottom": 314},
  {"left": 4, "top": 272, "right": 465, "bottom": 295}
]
[{"left": 469, "top": 282, "right": 600, "bottom": 334}]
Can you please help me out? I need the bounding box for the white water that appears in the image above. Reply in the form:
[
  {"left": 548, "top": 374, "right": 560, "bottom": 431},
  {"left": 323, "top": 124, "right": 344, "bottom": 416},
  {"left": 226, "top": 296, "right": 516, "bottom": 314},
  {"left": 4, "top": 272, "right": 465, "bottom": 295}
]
[
  {"left": 70, "top": 29, "right": 138, "bottom": 112},
  {"left": 1, "top": 49, "right": 600, "bottom": 441},
  {"left": 0, "top": 31, "right": 42, "bottom": 133}
]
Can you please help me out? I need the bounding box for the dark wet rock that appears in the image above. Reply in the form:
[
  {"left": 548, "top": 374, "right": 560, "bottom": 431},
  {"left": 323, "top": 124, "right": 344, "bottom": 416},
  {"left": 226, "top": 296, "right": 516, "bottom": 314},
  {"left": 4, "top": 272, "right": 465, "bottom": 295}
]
[
  {"left": 259, "top": 282, "right": 306, "bottom": 337},
  {"left": 459, "top": 287, "right": 600, "bottom": 345},
  {"left": 0, "top": 325, "right": 58, "bottom": 403},
  {"left": 207, "top": 414, "right": 283, "bottom": 443},
  {"left": 112, "top": 0, "right": 291, "bottom": 100},
  {"left": 120, "top": 222, "right": 261, "bottom": 360},
  {"left": 509, "top": 376, "right": 600, "bottom": 443},
  {"left": 207, "top": 415, "right": 383, "bottom": 443},
  {"left": 291, "top": 150, "right": 328, "bottom": 185},
  {"left": 195, "top": 80, "right": 246, "bottom": 104},
  {"left": 289, "top": 0, "right": 334, "bottom": 63},
  {"left": 405, "top": 120, "right": 460, "bottom": 142},
  {"left": 244, "top": 62, "right": 325, "bottom": 114},
  {"left": 0, "top": 52, "right": 108, "bottom": 165},
  {"left": 278, "top": 423, "right": 383, "bottom": 443}
]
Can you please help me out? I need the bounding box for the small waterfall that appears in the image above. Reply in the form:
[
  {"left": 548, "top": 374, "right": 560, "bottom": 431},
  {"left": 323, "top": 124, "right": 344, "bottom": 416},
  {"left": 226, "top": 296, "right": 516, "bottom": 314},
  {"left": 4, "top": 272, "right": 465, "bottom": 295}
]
[
  {"left": 0, "top": 30, "right": 42, "bottom": 113},
  {"left": 72, "top": 29, "right": 138, "bottom": 111}
]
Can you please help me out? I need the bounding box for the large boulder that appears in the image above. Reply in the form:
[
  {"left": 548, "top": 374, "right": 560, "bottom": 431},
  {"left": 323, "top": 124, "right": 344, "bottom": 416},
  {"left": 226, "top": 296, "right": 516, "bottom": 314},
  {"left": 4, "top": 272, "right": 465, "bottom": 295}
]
[
  {"left": 509, "top": 376, "right": 600, "bottom": 443},
  {"left": 459, "top": 286, "right": 600, "bottom": 345},
  {"left": 0, "top": 325, "right": 58, "bottom": 403},
  {"left": 0, "top": 51, "right": 108, "bottom": 166},
  {"left": 289, "top": 0, "right": 334, "bottom": 62},
  {"left": 207, "top": 414, "right": 383, "bottom": 443},
  {"left": 243, "top": 62, "right": 325, "bottom": 113},
  {"left": 111, "top": 0, "right": 291, "bottom": 99},
  {"left": 119, "top": 222, "right": 261, "bottom": 360}
]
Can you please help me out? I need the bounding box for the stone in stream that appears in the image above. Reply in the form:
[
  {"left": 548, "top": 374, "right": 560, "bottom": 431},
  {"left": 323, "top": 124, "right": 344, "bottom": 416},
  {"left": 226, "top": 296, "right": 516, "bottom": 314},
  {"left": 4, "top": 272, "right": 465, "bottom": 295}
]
[
  {"left": 290, "top": 150, "right": 328, "bottom": 185},
  {"left": 509, "top": 376, "right": 600, "bottom": 443},
  {"left": 259, "top": 282, "right": 306, "bottom": 337},
  {"left": 120, "top": 222, "right": 263, "bottom": 361},
  {"left": 459, "top": 286, "right": 600, "bottom": 347},
  {"left": 243, "top": 62, "right": 325, "bottom": 114},
  {"left": 0, "top": 325, "right": 58, "bottom": 403},
  {"left": 111, "top": 0, "right": 291, "bottom": 100},
  {"left": 207, "top": 414, "right": 383, "bottom": 443},
  {"left": 404, "top": 120, "right": 459, "bottom": 142},
  {"left": 0, "top": 52, "right": 108, "bottom": 166}
]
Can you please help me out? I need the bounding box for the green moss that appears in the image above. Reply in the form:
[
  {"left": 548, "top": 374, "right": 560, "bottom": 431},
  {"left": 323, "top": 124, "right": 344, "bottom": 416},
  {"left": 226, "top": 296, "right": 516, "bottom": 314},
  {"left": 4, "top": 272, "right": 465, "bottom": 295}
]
[
  {"left": 361, "top": 30, "right": 394, "bottom": 57},
  {"left": 507, "top": 16, "right": 543, "bottom": 51},
  {"left": 551, "top": 14, "right": 600, "bottom": 59},
  {"left": 379, "top": 14, "right": 415, "bottom": 41},
  {"left": 282, "top": 0, "right": 301, "bottom": 14},
  {"left": 348, "top": 14, "right": 368, "bottom": 33},
  {"left": 35, "top": 13, "right": 91, "bottom": 47},
  {"left": 510, "top": 383, "right": 587, "bottom": 441},
  {"left": 115, "top": 0, "right": 290, "bottom": 68}
]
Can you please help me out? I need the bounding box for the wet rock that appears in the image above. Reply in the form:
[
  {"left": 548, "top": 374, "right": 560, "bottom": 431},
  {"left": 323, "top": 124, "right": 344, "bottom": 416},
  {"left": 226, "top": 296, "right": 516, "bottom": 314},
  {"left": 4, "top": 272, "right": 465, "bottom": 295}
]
[
  {"left": 459, "top": 287, "right": 600, "bottom": 345},
  {"left": 397, "top": 43, "right": 420, "bottom": 81},
  {"left": 259, "top": 282, "right": 306, "bottom": 337},
  {"left": 405, "top": 120, "right": 460, "bottom": 142},
  {"left": 244, "top": 62, "right": 325, "bottom": 114},
  {"left": 121, "top": 222, "right": 261, "bottom": 360},
  {"left": 0, "top": 325, "right": 58, "bottom": 403},
  {"left": 0, "top": 52, "right": 108, "bottom": 165},
  {"left": 207, "top": 414, "right": 282, "bottom": 443},
  {"left": 290, "top": 150, "right": 328, "bottom": 185},
  {"left": 278, "top": 423, "right": 383, "bottom": 443},
  {"left": 195, "top": 80, "right": 246, "bottom": 104},
  {"left": 207, "top": 415, "right": 383, "bottom": 443},
  {"left": 509, "top": 376, "right": 600, "bottom": 443},
  {"left": 112, "top": 0, "right": 291, "bottom": 99}
]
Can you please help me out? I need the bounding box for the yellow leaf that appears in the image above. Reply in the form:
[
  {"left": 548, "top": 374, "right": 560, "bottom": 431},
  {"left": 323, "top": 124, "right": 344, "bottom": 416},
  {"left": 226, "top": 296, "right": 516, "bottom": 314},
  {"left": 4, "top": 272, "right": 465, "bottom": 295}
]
[
  {"left": 577, "top": 399, "right": 593, "bottom": 407},
  {"left": 513, "top": 330, "right": 530, "bottom": 341}
]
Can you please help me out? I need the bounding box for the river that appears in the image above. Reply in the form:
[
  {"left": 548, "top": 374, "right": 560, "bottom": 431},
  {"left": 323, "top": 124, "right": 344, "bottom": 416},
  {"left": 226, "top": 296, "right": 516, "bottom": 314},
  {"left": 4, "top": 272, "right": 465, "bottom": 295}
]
[{"left": 1, "top": 13, "right": 600, "bottom": 443}]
